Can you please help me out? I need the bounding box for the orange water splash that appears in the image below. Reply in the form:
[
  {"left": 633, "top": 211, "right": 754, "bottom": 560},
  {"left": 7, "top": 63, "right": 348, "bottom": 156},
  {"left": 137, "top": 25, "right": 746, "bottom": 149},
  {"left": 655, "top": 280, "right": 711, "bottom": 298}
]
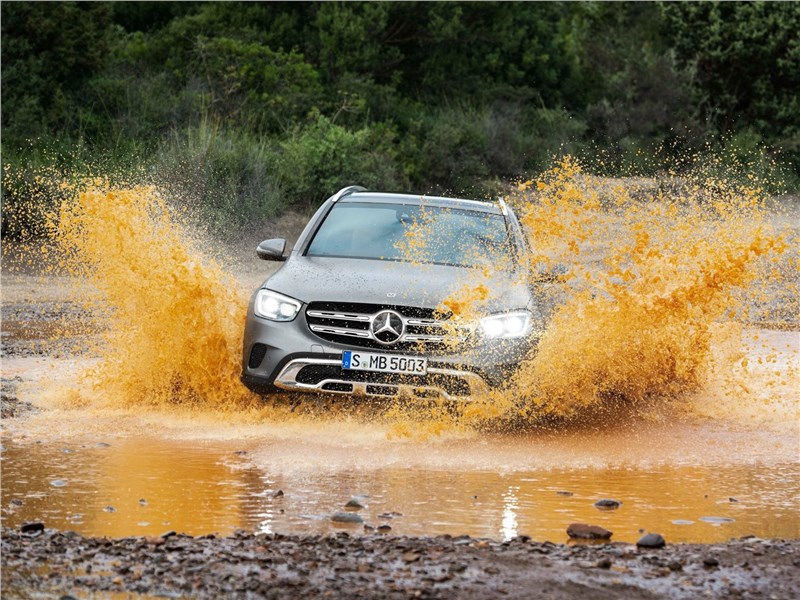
[
  {"left": 501, "top": 158, "right": 796, "bottom": 420},
  {"left": 49, "top": 180, "right": 255, "bottom": 408}
]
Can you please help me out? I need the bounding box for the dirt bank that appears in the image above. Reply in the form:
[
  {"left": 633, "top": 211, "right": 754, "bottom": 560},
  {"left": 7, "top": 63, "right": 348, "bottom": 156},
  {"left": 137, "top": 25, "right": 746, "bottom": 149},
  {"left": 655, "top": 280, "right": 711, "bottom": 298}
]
[{"left": 3, "top": 527, "right": 799, "bottom": 599}]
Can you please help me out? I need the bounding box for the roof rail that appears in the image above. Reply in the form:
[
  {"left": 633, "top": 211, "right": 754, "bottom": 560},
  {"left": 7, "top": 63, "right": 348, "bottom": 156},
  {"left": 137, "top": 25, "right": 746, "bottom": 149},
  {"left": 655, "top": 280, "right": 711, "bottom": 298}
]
[
  {"left": 497, "top": 197, "right": 509, "bottom": 216},
  {"left": 330, "top": 185, "right": 366, "bottom": 203}
]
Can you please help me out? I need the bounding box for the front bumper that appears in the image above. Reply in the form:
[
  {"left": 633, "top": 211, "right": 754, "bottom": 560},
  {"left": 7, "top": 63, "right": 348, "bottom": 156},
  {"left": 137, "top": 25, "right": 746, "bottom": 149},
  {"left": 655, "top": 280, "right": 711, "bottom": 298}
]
[{"left": 241, "top": 309, "right": 537, "bottom": 400}]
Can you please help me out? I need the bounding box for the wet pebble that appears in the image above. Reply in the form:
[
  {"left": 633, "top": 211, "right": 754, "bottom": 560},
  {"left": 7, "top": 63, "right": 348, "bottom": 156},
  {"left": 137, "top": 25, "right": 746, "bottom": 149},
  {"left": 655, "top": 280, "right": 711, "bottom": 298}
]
[
  {"left": 378, "top": 512, "right": 403, "bottom": 519},
  {"left": 96, "top": 442, "right": 111, "bottom": 448},
  {"left": 566, "top": 523, "right": 612, "bottom": 540},
  {"left": 637, "top": 533, "right": 666, "bottom": 549},
  {"left": 345, "top": 498, "right": 365, "bottom": 510},
  {"left": 672, "top": 519, "right": 694, "bottom": 525},
  {"left": 593, "top": 499, "right": 621, "bottom": 510},
  {"left": 104, "top": 506, "right": 116, "bottom": 513},
  {"left": 20, "top": 522, "right": 45, "bottom": 535},
  {"left": 700, "top": 516, "right": 735, "bottom": 525},
  {"left": 50, "top": 479, "right": 68, "bottom": 487},
  {"left": 595, "top": 558, "right": 612, "bottom": 569},
  {"left": 331, "top": 512, "right": 363, "bottom": 524}
]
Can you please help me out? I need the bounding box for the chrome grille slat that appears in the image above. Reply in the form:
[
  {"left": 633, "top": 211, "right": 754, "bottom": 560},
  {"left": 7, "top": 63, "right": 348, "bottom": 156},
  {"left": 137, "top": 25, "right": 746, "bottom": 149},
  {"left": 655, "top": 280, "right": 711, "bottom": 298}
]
[
  {"left": 309, "top": 324, "right": 371, "bottom": 338},
  {"left": 404, "top": 334, "right": 445, "bottom": 342},
  {"left": 306, "top": 310, "right": 372, "bottom": 322}
]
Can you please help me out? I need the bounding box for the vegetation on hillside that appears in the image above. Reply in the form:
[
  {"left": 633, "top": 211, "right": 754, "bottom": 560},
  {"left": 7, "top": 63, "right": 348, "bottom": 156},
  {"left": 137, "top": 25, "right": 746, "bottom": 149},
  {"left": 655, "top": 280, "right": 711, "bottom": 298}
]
[{"left": 2, "top": 2, "right": 798, "bottom": 235}]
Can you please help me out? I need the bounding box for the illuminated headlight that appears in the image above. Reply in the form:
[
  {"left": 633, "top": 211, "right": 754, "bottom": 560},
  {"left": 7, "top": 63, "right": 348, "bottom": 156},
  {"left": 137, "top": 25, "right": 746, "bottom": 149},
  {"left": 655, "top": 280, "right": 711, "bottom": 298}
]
[
  {"left": 479, "top": 311, "right": 532, "bottom": 339},
  {"left": 254, "top": 289, "right": 302, "bottom": 321}
]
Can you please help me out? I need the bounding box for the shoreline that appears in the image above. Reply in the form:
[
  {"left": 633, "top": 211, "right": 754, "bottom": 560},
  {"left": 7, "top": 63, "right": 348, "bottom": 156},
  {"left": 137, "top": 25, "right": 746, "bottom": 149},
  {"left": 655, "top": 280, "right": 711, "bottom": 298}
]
[{"left": 2, "top": 527, "right": 799, "bottom": 599}]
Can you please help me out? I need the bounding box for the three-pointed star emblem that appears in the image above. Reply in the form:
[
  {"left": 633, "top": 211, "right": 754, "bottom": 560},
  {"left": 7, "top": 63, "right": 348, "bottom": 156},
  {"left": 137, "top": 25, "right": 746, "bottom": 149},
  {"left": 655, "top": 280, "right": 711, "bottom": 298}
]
[{"left": 371, "top": 310, "right": 404, "bottom": 344}]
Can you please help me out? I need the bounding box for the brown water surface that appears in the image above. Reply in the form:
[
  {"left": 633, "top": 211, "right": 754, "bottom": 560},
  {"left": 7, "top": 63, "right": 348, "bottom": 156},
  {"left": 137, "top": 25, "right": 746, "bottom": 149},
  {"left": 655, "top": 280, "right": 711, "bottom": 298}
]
[{"left": 2, "top": 417, "right": 798, "bottom": 544}]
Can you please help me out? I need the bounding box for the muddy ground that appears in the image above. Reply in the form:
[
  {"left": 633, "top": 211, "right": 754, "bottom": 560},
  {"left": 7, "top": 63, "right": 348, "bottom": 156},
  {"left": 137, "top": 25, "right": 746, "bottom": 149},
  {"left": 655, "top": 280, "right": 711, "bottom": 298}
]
[
  {"left": 3, "top": 526, "right": 799, "bottom": 599},
  {"left": 2, "top": 233, "right": 799, "bottom": 598}
]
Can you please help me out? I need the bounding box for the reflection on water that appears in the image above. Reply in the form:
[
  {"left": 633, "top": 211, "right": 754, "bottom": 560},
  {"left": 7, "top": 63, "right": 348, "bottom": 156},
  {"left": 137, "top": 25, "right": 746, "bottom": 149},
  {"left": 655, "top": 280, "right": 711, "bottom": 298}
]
[{"left": 2, "top": 435, "right": 797, "bottom": 544}]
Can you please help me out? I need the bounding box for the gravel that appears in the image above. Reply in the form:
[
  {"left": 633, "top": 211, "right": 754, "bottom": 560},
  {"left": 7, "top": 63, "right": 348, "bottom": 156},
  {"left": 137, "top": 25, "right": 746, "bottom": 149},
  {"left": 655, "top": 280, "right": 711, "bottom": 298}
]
[{"left": 2, "top": 528, "right": 799, "bottom": 599}]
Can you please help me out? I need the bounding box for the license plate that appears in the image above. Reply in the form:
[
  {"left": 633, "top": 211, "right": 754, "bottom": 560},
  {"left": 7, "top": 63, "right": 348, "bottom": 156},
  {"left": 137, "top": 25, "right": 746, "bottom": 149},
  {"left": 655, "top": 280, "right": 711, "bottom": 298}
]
[{"left": 342, "top": 351, "right": 427, "bottom": 375}]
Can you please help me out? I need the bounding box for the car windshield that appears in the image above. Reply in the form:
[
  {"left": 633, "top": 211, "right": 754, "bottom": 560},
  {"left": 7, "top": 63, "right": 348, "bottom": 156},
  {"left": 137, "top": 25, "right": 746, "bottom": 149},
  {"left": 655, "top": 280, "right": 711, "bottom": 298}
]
[{"left": 306, "top": 202, "right": 513, "bottom": 268}]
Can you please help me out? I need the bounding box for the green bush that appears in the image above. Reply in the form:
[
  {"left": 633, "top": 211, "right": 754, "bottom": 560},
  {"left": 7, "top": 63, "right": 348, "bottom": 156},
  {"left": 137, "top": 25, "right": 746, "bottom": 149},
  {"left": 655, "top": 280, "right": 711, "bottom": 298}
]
[
  {"left": 151, "top": 122, "right": 282, "bottom": 231},
  {"left": 273, "top": 113, "right": 405, "bottom": 207}
]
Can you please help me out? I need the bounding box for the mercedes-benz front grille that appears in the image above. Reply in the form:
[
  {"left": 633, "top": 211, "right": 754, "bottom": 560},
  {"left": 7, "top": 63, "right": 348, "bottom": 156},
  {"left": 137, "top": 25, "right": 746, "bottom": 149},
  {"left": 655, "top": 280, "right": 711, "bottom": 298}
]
[{"left": 305, "top": 301, "right": 468, "bottom": 351}]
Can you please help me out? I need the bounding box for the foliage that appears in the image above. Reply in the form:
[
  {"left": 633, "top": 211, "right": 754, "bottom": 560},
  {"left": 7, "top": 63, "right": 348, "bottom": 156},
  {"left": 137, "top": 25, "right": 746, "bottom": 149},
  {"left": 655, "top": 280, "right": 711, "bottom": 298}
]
[{"left": 2, "top": 1, "right": 798, "bottom": 237}]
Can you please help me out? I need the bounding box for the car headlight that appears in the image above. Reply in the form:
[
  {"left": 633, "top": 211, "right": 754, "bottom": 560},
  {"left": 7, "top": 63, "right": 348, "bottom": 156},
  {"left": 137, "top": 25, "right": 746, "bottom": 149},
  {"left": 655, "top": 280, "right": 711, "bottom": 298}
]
[
  {"left": 479, "top": 311, "right": 532, "bottom": 339},
  {"left": 254, "top": 289, "right": 302, "bottom": 321}
]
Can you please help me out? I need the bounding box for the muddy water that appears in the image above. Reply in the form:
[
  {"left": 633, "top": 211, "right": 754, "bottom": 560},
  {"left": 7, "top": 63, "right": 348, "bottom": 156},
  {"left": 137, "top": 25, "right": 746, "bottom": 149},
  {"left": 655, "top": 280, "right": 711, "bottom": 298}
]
[
  {"left": 2, "top": 161, "right": 798, "bottom": 548},
  {"left": 2, "top": 427, "right": 798, "bottom": 544}
]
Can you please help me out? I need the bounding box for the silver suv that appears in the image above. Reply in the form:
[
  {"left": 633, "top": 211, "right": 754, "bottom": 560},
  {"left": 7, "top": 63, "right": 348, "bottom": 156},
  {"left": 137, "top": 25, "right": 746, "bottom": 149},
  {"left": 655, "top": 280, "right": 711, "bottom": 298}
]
[{"left": 241, "top": 186, "right": 543, "bottom": 400}]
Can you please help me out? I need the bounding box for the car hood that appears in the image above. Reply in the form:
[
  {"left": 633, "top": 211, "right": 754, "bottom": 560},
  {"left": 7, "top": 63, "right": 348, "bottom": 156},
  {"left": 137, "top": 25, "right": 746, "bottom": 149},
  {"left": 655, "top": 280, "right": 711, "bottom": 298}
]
[{"left": 263, "top": 256, "right": 531, "bottom": 313}]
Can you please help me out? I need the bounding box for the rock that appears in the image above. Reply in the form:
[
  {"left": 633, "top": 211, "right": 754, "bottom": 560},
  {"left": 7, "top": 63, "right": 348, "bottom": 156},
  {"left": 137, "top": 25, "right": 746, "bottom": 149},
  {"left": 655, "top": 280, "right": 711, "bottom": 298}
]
[
  {"left": 596, "top": 558, "right": 612, "bottom": 569},
  {"left": 402, "top": 551, "right": 421, "bottom": 563},
  {"left": 145, "top": 536, "right": 165, "bottom": 546},
  {"left": 377, "top": 525, "right": 392, "bottom": 533},
  {"left": 96, "top": 442, "right": 111, "bottom": 448},
  {"left": 103, "top": 506, "right": 116, "bottom": 513},
  {"left": 138, "top": 498, "right": 148, "bottom": 506},
  {"left": 378, "top": 512, "right": 403, "bottom": 519},
  {"left": 10, "top": 499, "right": 23, "bottom": 507},
  {"left": 331, "top": 512, "right": 363, "bottom": 524},
  {"left": 567, "top": 524, "right": 612, "bottom": 540},
  {"left": 270, "top": 490, "right": 284, "bottom": 498},
  {"left": 50, "top": 479, "right": 68, "bottom": 487},
  {"left": 699, "top": 516, "right": 735, "bottom": 524},
  {"left": 593, "top": 499, "right": 621, "bottom": 510},
  {"left": 345, "top": 498, "right": 365, "bottom": 510},
  {"left": 729, "top": 497, "right": 738, "bottom": 503},
  {"left": 703, "top": 557, "right": 720, "bottom": 568},
  {"left": 637, "top": 533, "right": 666, "bottom": 549},
  {"left": 160, "top": 530, "right": 176, "bottom": 539},
  {"left": 511, "top": 535, "right": 531, "bottom": 543},
  {"left": 668, "top": 560, "right": 683, "bottom": 572},
  {"left": 20, "top": 522, "right": 45, "bottom": 534},
  {"left": 556, "top": 491, "right": 574, "bottom": 497}
]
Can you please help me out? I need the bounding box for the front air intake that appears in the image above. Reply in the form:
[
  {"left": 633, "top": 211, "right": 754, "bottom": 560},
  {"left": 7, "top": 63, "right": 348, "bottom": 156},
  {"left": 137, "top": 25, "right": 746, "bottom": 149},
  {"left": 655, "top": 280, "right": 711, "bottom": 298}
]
[{"left": 248, "top": 343, "right": 268, "bottom": 368}]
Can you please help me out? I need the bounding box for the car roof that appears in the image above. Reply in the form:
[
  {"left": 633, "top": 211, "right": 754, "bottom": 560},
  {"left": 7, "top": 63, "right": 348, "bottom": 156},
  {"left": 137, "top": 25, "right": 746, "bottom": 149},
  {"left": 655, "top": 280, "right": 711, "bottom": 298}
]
[{"left": 340, "top": 191, "right": 504, "bottom": 215}]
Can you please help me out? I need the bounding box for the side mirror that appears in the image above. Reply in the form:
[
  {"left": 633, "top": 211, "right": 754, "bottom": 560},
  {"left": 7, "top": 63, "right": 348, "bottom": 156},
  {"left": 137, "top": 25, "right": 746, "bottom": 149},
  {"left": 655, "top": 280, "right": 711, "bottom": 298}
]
[{"left": 256, "top": 238, "right": 287, "bottom": 261}]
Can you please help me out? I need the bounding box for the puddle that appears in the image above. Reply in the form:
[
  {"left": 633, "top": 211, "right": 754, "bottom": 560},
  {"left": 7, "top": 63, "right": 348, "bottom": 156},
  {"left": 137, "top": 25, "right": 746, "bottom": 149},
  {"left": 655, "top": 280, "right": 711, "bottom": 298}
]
[{"left": 2, "top": 434, "right": 797, "bottom": 544}]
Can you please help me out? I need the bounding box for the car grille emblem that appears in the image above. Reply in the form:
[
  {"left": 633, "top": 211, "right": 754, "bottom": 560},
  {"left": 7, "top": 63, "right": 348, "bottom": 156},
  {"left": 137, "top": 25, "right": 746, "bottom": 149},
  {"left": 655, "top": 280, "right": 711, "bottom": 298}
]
[{"left": 371, "top": 310, "right": 404, "bottom": 344}]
